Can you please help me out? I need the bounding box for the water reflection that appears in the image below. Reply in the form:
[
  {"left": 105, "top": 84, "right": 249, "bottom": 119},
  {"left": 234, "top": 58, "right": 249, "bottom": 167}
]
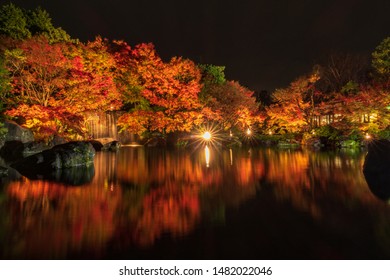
[
  {"left": 205, "top": 146, "right": 210, "bottom": 167},
  {"left": 1, "top": 147, "right": 390, "bottom": 259}
]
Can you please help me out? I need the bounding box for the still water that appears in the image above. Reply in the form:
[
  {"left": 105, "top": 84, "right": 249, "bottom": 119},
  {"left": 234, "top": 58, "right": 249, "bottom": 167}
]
[{"left": 0, "top": 146, "right": 389, "bottom": 259}]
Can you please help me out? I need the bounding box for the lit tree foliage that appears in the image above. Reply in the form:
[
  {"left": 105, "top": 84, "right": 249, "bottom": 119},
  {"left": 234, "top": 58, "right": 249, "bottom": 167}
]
[
  {"left": 0, "top": 56, "right": 10, "bottom": 112},
  {"left": 118, "top": 43, "right": 207, "bottom": 135},
  {"left": 4, "top": 36, "right": 68, "bottom": 107},
  {"left": 59, "top": 36, "right": 122, "bottom": 113},
  {"left": 0, "top": 3, "right": 30, "bottom": 40},
  {"left": 26, "top": 6, "right": 72, "bottom": 43},
  {"left": 4, "top": 36, "right": 121, "bottom": 140},
  {"left": 206, "top": 81, "right": 259, "bottom": 131},
  {"left": 372, "top": 37, "right": 390, "bottom": 79},
  {"left": 266, "top": 73, "right": 320, "bottom": 132}
]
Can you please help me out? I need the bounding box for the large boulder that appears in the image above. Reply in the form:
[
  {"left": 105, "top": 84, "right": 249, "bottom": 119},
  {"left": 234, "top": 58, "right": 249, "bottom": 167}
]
[
  {"left": 363, "top": 140, "right": 390, "bottom": 200},
  {"left": 3, "top": 121, "right": 34, "bottom": 143},
  {"left": 11, "top": 141, "right": 95, "bottom": 178},
  {"left": 0, "top": 140, "right": 51, "bottom": 162},
  {"left": 0, "top": 166, "right": 8, "bottom": 177}
]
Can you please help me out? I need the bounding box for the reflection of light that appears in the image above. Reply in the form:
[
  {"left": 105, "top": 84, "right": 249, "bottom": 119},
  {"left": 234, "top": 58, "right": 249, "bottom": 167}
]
[
  {"left": 246, "top": 128, "right": 251, "bottom": 135},
  {"left": 205, "top": 145, "right": 210, "bottom": 167},
  {"left": 122, "top": 143, "right": 143, "bottom": 147},
  {"left": 230, "top": 148, "right": 233, "bottom": 165},
  {"left": 202, "top": 131, "right": 212, "bottom": 141},
  {"left": 335, "top": 157, "right": 341, "bottom": 168}
]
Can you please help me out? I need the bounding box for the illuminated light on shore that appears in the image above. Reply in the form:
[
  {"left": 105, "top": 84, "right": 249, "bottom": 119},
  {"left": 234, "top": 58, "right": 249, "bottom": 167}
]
[
  {"left": 192, "top": 124, "right": 223, "bottom": 150},
  {"left": 202, "top": 131, "right": 212, "bottom": 141},
  {"left": 205, "top": 145, "right": 210, "bottom": 167}
]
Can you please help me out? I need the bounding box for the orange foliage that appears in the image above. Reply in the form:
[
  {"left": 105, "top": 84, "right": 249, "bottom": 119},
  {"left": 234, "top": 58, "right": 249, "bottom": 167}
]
[
  {"left": 117, "top": 44, "right": 210, "bottom": 134},
  {"left": 4, "top": 36, "right": 122, "bottom": 139},
  {"left": 267, "top": 73, "right": 319, "bottom": 132},
  {"left": 206, "top": 81, "right": 259, "bottom": 130}
]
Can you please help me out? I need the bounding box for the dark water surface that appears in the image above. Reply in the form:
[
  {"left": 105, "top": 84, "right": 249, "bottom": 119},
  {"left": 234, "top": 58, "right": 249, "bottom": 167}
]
[{"left": 1, "top": 146, "right": 389, "bottom": 259}]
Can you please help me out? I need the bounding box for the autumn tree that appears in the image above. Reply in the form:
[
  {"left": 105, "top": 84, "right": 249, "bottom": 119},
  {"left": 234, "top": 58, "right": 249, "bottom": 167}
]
[
  {"left": 118, "top": 43, "right": 207, "bottom": 135},
  {"left": 4, "top": 36, "right": 68, "bottom": 107},
  {"left": 59, "top": 37, "right": 122, "bottom": 113},
  {"left": 266, "top": 73, "right": 320, "bottom": 133},
  {"left": 110, "top": 40, "right": 145, "bottom": 111},
  {"left": 4, "top": 36, "right": 121, "bottom": 140},
  {"left": 331, "top": 84, "right": 390, "bottom": 136},
  {"left": 205, "top": 80, "right": 259, "bottom": 131}
]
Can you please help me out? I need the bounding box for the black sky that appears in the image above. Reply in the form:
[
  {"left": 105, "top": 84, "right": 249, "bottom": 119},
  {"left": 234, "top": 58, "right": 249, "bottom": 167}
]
[{"left": 8, "top": 0, "right": 390, "bottom": 92}]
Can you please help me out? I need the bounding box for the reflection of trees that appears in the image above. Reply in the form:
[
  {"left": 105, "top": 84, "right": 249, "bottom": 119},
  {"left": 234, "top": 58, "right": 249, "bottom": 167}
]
[
  {"left": 5, "top": 175, "right": 121, "bottom": 258},
  {"left": 258, "top": 148, "right": 382, "bottom": 219},
  {"left": 3, "top": 147, "right": 267, "bottom": 256},
  {"left": 134, "top": 183, "right": 200, "bottom": 246},
  {"left": 5, "top": 146, "right": 390, "bottom": 258},
  {"left": 115, "top": 147, "right": 265, "bottom": 247}
]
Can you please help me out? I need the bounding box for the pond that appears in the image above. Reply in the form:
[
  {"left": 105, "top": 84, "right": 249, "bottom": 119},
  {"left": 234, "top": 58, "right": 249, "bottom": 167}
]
[{"left": 0, "top": 146, "right": 389, "bottom": 259}]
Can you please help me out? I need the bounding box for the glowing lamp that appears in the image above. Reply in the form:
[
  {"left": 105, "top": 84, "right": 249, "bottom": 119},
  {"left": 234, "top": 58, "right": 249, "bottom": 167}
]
[
  {"left": 365, "top": 133, "right": 371, "bottom": 140},
  {"left": 246, "top": 128, "right": 251, "bottom": 135},
  {"left": 202, "top": 131, "right": 212, "bottom": 141}
]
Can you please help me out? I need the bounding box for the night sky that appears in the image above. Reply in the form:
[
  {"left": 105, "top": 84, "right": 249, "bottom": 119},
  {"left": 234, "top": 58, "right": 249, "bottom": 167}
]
[{"left": 9, "top": 0, "right": 390, "bottom": 92}]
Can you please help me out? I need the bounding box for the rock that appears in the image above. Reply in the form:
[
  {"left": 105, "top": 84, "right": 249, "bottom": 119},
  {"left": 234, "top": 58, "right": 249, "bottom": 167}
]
[
  {"left": 22, "top": 141, "right": 51, "bottom": 156},
  {"left": 11, "top": 141, "right": 95, "bottom": 178},
  {"left": 49, "top": 134, "right": 67, "bottom": 146},
  {"left": 0, "top": 141, "right": 24, "bottom": 162},
  {"left": 102, "top": 140, "right": 120, "bottom": 151},
  {"left": 363, "top": 140, "right": 390, "bottom": 200},
  {"left": 3, "top": 120, "right": 34, "bottom": 143},
  {"left": 0, "top": 166, "right": 8, "bottom": 177},
  {"left": 91, "top": 138, "right": 121, "bottom": 151},
  {"left": 87, "top": 140, "right": 104, "bottom": 151},
  {"left": 0, "top": 140, "right": 51, "bottom": 162}
]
